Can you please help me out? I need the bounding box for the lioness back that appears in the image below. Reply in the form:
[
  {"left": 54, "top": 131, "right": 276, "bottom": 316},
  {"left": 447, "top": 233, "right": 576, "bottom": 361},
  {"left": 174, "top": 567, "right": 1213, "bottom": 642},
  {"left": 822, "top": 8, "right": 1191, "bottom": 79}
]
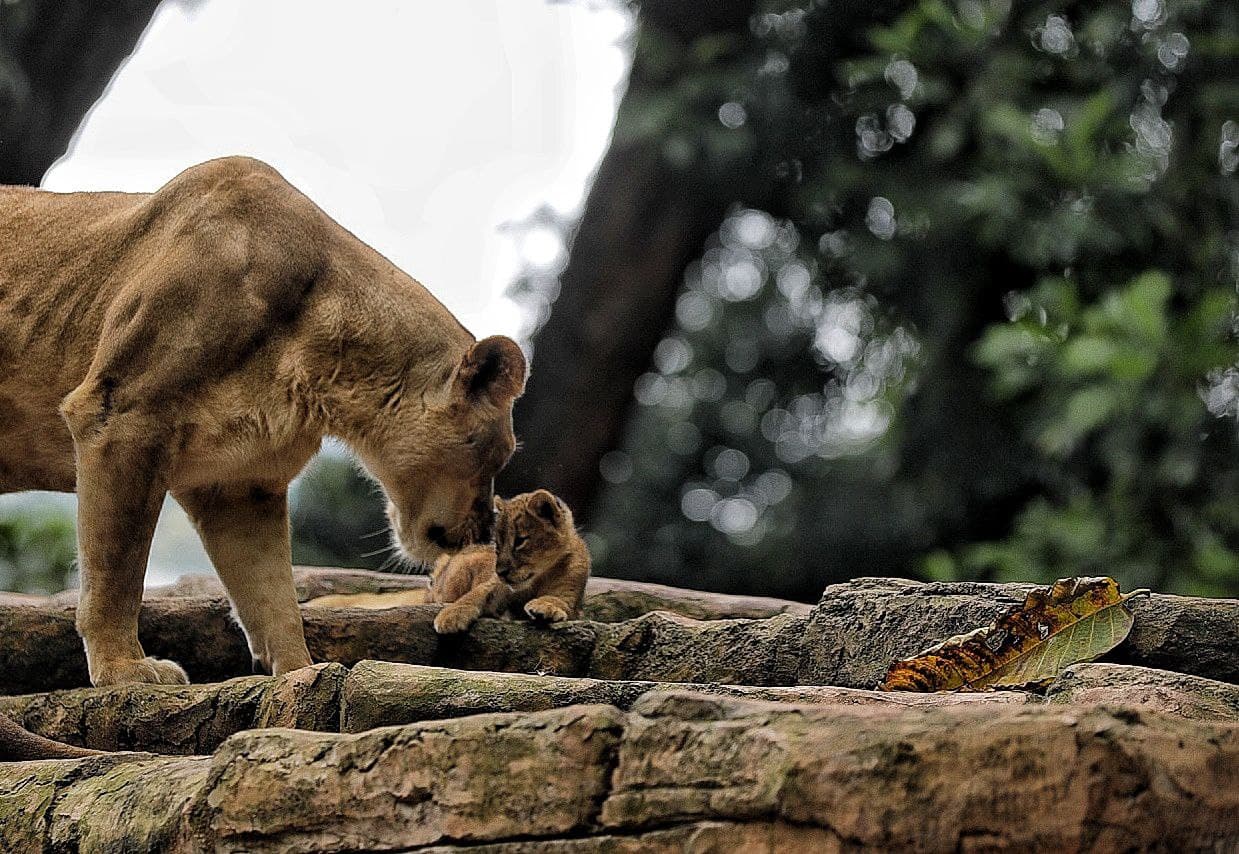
[{"left": 0, "top": 157, "right": 332, "bottom": 492}]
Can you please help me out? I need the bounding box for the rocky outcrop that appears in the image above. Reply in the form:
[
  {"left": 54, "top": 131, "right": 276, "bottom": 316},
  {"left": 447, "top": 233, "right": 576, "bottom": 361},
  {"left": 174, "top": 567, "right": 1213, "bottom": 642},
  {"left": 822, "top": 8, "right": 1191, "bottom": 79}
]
[
  {"left": 2, "top": 577, "right": 1235, "bottom": 694},
  {"left": 10, "top": 659, "right": 1238, "bottom": 761},
  {"left": 1, "top": 573, "right": 1235, "bottom": 851},
  {"left": 150, "top": 567, "right": 814, "bottom": 622},
  {"left": 1046, "top": 662, "right": 1239, "bottom": 721},
  {"left": 801, "top": 577, "right": 1239, "bottom": 687},
  {"left": 0, "top": 664, "right": 345, "bottom": 754},
  {"left": 338, "top": 660, "right": 1035, "bottom": 732},
  {"left": 604, "top": 692, "right": 1239, "bottom": 851},
  {"left": 2, "top": 694, "right": 1235, "bottom": 852}
]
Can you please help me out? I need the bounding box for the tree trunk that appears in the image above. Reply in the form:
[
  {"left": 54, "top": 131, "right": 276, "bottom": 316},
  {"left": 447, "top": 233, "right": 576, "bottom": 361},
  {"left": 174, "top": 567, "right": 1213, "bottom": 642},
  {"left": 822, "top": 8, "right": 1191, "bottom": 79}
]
[
  {"left": 500, "top": 0, "right": 757, "bottom": 517},
  {"left": 0, "top": 0, "right": 160, "bottom": 185}
]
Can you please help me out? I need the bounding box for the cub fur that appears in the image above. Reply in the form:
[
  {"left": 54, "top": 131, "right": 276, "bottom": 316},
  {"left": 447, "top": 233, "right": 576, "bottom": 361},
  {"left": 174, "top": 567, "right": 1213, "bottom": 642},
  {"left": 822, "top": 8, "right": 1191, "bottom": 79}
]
[{"left": 432, "top": 490, "right": 591, "bottom": 634}]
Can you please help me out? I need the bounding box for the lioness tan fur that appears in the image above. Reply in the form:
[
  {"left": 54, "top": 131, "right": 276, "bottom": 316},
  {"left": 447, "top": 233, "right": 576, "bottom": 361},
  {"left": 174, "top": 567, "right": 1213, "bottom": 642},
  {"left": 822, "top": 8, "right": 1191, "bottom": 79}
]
[
  {"left": 0, "top": 156, "right": 526, "bottom": 691},
  {"left": 431, "top": 490, "right": 591, "bottom": 634}
]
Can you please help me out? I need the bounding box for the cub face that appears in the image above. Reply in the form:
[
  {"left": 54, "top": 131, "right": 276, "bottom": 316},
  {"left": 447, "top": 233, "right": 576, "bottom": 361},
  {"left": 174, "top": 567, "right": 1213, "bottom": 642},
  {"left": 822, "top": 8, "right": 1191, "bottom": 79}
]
[
  {"left": 494, "top": 489, "right": 575, "bottom": 584},
  {"left": 379, "top": 336, "right": 524, "bottom": 563}
]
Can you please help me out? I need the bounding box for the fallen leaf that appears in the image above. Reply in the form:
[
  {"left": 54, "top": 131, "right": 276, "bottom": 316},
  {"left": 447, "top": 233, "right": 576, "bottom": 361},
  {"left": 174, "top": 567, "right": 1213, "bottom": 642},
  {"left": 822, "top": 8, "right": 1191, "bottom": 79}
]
[{"left": 879, "top": 577, "right": 1149, "bottom": 692}]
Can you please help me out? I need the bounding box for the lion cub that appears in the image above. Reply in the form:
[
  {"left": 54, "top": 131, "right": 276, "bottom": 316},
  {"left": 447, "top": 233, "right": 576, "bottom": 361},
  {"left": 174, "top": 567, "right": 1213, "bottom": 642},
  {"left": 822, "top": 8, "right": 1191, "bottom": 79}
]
[{"left": 431, "top": 490, "right": 590, "bottom": 634}]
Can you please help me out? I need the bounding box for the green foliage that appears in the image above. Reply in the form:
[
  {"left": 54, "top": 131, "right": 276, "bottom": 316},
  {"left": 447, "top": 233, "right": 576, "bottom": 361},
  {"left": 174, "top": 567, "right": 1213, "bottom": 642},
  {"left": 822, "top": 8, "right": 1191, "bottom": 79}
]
[
  {"left": 289, "top": 448, "right": 396, "bottom": 571},
  {"left": 592, "top": 0, "right": 1238, "bottom": 597},
  {"left": 956, "top": 269, "right": 1238, "bottom": 595},
  {"left": 0, "top": 509, "right": 77, "bottom": 595}
]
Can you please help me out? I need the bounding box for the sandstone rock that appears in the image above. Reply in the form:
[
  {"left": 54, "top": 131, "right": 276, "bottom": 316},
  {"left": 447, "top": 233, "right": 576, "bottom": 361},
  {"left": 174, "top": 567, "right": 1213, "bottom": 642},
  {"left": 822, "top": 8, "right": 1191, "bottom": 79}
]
[
  {"left": 2, "top": 659, "right": 1027, "bottom": 756},
  {"left": 0, "top": 664, "right": 345, "bottom": 754},
  {"left": 142, "top": 567, "right": 813, "bottom": 621},
  {"left": 0, "top": 675, "right": 267, "bottom": 755},
  {"left": 1123, "top": 591, "right": 1239, "bottom": 683},
  {"left": 603, "top": 691, "right": 1239, "bottom": 851},
  {"left": 144, "top": 567, "right": 427, "bottom": 601},
  {"left": 577, "top": 577, "right": 811, "bottom": 622},
  {"left": 415, "top": 821, "right": 843, "bottom": 852},
  {"left": 48, "top": 756, "right": 207, "bottom": 852},
  {"left": 10, "top": 658, "right": 1234, "bottom": 767},
  {"left": 0, "top": 754, "right": 202, "bottom": 852},
  {"left": 1047, "top": 663, "right": 1239, "bottom": 721},
  {"left": 801, "top": 577, "right": 1239, "bottom": 687},
  {"left": 0, "top": 600, "right": 91, "bottom": 694},
  {"left": 186, "top": 705, "right": 627, "bottom": 852},
  {"left": 5, "top": 578, "right": 1234, "bottom": 695},
  {"left": 0, "top": 600, "right": 807, "bottom": 692},
  {"left": 341, "top": 660, "right": 1034, "bottom": 732},
  {"left": 590, "top": 611, "right": 807, "bottom": 685},
  {"left": 253, "top": 662, "right": 348, "bottom": 731},
  {"left": 4, "top": 694, "right": 1235, "bottom": 851}
]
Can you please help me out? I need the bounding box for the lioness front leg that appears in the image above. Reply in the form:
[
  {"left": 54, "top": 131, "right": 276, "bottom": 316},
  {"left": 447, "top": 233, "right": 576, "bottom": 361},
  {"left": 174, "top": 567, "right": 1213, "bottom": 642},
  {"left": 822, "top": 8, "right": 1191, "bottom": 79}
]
[
  {"left": 70, "top": 421, "right": 188, "bottom": 687},
  {"left": 176, "top": 483, "right": 311, "bottom": 675}
]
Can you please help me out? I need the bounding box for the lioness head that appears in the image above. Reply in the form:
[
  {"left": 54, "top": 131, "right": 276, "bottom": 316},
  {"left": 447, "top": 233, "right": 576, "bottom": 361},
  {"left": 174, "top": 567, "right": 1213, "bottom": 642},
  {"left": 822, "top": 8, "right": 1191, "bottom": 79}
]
[
  {"left": 493, "top": 489, "right": 575, "bottom": 584},
  {"left": 377, "top": 335, "right": 525, "bottom": 563}
]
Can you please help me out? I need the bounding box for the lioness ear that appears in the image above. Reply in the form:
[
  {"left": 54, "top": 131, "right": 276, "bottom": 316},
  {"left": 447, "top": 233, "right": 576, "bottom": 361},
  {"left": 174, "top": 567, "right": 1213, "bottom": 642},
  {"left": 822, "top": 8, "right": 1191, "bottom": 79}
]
[
  {"left": 456, "top": 336, "right": 527, "bottom": 403},
  {"left": 529, "top": 489, "right": 561, "bottom": 523}
]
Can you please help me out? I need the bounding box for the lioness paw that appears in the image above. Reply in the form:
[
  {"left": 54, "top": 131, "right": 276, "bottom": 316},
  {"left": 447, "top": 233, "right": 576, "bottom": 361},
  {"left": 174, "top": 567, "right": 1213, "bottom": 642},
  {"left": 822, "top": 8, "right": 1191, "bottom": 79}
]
[
  {"left": 93, "top": 656, "right": 189, "bottom": 687},
  {"left": 524, "top": 597, "right": 570, "bottom": 623},
  {"left": 434, "top": 603, "right": 480, "bottom": 634}
]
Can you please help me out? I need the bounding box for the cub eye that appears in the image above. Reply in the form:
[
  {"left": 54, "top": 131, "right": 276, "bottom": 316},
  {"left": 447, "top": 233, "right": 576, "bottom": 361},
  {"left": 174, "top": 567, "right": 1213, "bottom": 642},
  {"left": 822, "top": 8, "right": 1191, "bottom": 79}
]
[
  {"left": 513, "top": 534, "right": 528, "bottom": 550},
  {"left": 463, "top": 434, "right": 478, "bottom": 447}
]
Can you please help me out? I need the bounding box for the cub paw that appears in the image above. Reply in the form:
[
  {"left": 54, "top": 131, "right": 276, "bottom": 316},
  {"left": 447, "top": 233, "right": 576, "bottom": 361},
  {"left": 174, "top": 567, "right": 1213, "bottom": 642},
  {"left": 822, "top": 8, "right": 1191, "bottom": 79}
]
[
  {"left": 434, "top": 603, "right": 480, "bottom": 634},
  {"left": 92, "top": 656, "right": 189, "bottom": 687},
  {"left": 524, "top": 597, "right": 570, "bottom": 623}
]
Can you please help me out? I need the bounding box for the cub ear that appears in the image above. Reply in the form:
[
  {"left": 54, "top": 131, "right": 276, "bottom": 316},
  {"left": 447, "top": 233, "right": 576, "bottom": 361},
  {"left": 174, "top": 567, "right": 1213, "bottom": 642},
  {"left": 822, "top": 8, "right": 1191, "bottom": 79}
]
[
  {"left": 456, "top": 336, "right": 527, "bottom": 404},
  {"left": 529, "top": 489, "right": 561, "bottom": 523}
]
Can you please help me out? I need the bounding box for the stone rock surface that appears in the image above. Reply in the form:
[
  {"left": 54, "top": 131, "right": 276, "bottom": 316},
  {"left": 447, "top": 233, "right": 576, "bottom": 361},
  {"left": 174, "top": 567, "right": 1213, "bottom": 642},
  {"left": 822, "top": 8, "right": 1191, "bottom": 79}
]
[
  {"left": 5, "top": 661, "right": 1033, "bottom": 754},
  {"left": 603, "top": 692, "right": 1239, "bottom": 851},
  {"left": 0, "top": 664, "right": 345, "bottom": 754},
  {"left": 1, "top": 573, "right": 1236, "bottom": 851},
  {"left": 801, "top": 577, "right": 1239, "bottom": 687},
  {"left": 0, "top": 601, "right": 812, "bottom": 693},
  {"left": 1047, "top": 662, "right": 1239, "bottom": 721},
  {"left": 189, "top": 705, "right": 627, "bottom": 852},
  {"left": 141, "top": 567, "right": 814, "bottom": 622},
  {"left": 3, "top": 576, "right": 1236, "bottom": 694},
  {"left": 414, "top": 823, "right": 841, "bottom": 853},
  {"left": 590, "top": 611, "right": 807, "bottom": 685},
  {"left": 2, "top": 694, "right": 1236, "bottom": 852},
  {"left": 340, "top": 660, "right": 1035, "bottom": 732}
]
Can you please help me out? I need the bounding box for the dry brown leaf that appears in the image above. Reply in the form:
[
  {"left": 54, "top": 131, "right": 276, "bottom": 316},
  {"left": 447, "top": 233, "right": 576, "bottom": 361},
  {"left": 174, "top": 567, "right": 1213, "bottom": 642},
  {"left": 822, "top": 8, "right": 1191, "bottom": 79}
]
[{"left": 879, "top": 577, "right": 1149, "bottom": 692}]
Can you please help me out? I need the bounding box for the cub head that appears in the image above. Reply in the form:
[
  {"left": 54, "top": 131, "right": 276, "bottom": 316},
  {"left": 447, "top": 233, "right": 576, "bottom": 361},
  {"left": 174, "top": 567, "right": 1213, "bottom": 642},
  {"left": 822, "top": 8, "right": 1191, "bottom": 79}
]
[
  {"left": 377, "top": 335, "right": 526, "bottom": 564},
  {"left": 494, "top": 489, "right": 575, "bottom": 584}
]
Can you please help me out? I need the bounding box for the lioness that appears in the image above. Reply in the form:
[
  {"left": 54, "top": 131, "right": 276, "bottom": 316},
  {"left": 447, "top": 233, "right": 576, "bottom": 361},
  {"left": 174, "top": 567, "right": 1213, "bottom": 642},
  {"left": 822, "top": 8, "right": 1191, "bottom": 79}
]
[{"left": 0, "top": 156, "right": 525, "bottom": 688}]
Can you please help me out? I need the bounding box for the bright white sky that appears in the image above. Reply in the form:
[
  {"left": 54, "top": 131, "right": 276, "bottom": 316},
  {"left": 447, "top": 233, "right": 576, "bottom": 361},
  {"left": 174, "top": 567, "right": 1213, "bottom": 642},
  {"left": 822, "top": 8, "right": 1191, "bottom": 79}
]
[
  {"left": 45, "top": 0, "right": 632, "bottom": 338},
  {"left": 9, "top": 0, "right": 633, "bottom": 585}
]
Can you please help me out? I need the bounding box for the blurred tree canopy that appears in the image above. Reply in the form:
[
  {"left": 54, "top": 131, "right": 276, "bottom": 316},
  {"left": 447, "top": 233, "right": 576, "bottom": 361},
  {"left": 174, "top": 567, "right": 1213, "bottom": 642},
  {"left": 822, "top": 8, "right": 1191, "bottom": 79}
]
[
  {"left": 0, "top": 0, "right": 1234, "bottom": 603},
  {"left": 0, "top": 510, "right": 76, "bottom": 595},
  {"left": 552, "top": 0, "right": 1237, "bottom": 599}
]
